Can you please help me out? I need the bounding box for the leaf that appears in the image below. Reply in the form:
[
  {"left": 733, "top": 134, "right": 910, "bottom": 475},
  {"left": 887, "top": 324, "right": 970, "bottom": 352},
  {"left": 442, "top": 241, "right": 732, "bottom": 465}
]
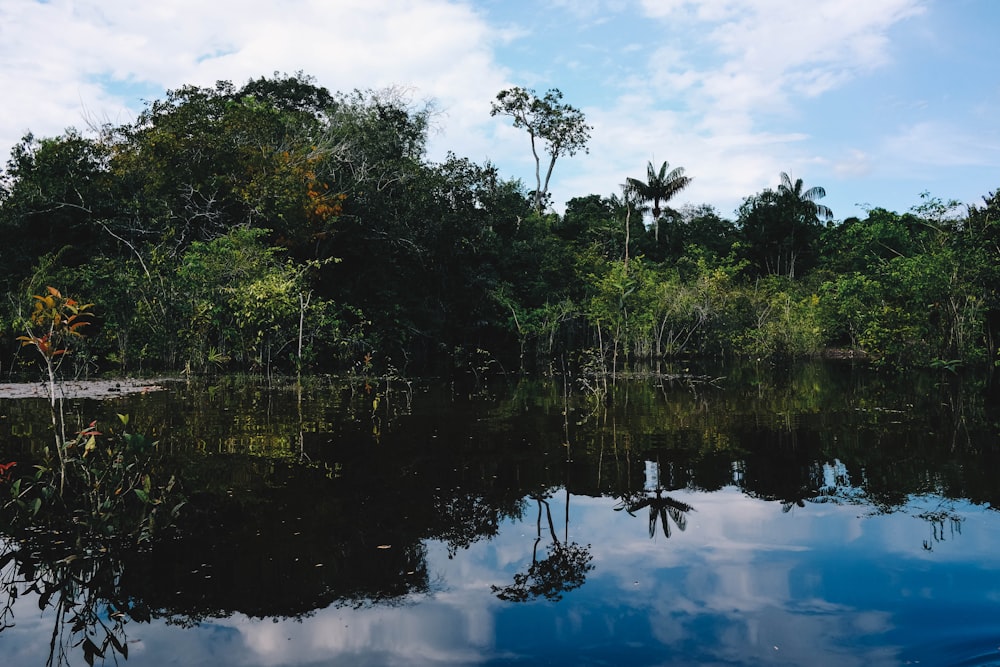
[
  {"left": 82, "top": 636, "right": 104, "bottom": 667},
  {"left": 107, "top": 632, "right": 128, "bottom": 659},
  {"left": 134, "top": 488, "right": 150, "bottom": 504},
  {"left": 117, "top": 413, "right": 129, "bottom": 427},
  {"left": 30, "top": 497, "right": 41, "bottom": 516}
]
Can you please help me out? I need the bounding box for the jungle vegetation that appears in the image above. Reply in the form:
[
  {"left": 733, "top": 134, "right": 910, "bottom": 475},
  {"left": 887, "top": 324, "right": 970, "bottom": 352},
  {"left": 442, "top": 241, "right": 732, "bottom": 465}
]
[{"left": 2, "top": 72, "right": 999, "bottom": 376}]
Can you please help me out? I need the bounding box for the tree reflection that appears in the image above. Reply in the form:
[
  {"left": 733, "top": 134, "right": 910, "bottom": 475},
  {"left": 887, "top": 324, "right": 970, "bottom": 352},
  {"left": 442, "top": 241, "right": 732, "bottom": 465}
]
[
  {"left": 0, "top": 539, "right": 136, "bottom": 667},
  {"left": 492, "top": 494, "right": 593, "bottom": 602},
  {"left": 615, "top": 488, "right": 695, "bottom": 539},
  {"left": 614, "top": 460, "right": 696, "bottom": 539}
]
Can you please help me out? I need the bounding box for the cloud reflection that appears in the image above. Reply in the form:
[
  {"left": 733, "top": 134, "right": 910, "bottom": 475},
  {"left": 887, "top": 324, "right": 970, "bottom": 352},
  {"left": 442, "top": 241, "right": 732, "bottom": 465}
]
[{"left": 5, "top": 487, "right": 998, "bottom": 666}]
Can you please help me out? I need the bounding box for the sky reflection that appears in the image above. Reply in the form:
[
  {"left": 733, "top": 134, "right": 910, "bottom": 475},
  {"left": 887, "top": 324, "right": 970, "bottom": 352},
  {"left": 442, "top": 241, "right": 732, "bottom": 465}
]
[{"left": 5, "top": 486, "right": 1000, "bottom": 666}]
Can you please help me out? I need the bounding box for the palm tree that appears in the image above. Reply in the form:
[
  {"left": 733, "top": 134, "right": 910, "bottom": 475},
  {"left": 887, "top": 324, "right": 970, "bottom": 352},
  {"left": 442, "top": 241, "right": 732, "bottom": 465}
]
[
  {"left": 778, "top": 171, "right": 833, "bottom": 223},
  {"left": 742, "top": 172, "right": 833, "bottom": 278},
  {"left": 625, "top": 160, "right": 692, "bottom": 242}
]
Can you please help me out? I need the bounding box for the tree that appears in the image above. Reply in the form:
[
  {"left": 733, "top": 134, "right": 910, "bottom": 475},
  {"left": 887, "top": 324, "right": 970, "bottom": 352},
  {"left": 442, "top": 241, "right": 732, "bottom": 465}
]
[
  {"left": 778, "top": 171, "right": 833, "bottom": 223},
  {"left": 625, "top": 160, "right": 692, "bottom": 242},
  {"left": 0, "top": 131, "right": 116, "bottom": 292},
  {"left": 16, "top": 287, "right": 92, "bottom": 492},
  {"left": 110, "top": 76, "right": 348, "bottom": 257},
  {"left": 740, "top": 173, "right": 833, "bottom": 278},
  {"left": 490, "top": 87, "right": 591, "bottom": 215}
]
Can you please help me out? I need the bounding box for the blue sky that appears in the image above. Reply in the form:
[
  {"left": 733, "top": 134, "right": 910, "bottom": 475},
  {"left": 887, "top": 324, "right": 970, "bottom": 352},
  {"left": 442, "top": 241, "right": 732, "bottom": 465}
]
[{"left": 2, "top": 0, "right": 999, "bottom": 220}]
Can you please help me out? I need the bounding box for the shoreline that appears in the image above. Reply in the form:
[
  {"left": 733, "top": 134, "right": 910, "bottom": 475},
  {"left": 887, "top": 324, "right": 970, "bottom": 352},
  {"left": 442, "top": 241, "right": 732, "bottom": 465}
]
[{"left": 0, "top": 379, "right": 175, "bottom": 400}]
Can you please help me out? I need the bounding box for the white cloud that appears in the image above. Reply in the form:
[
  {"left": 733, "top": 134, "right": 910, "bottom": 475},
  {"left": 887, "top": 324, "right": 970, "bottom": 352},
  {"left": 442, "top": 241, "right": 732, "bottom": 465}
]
[
  {"left": 639, "top": 0, "right": 925, "bottom": 115},
  {"left": 832, "top": 149, "right": 874, "bottom": 178},
  {"left": 554, "top": 0, "right": 928, "bottom": 214},
  {"left": 3, "top": 0, "right": 990, "bottom": 220},
  {"left": 883, "top": 121, "right": 1000, "bottom": 169},
  {"left": 0, "top": 0, "right": 509, "bottom": 168}
]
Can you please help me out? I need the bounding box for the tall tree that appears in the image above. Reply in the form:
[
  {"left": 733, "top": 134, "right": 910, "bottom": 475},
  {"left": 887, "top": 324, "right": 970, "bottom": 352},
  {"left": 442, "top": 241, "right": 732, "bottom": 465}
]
[
  {"left": 490, "top": 87, "right": 591, "bottom": 215},
  {"left": 625, "top": 160, "right": 691, "bottom": 242},
  {"left": 740, "top": 173, "right": 832, "bottom": 278},
  {"left": 778, "top": 171, "right": 833, "bottom": 223}
]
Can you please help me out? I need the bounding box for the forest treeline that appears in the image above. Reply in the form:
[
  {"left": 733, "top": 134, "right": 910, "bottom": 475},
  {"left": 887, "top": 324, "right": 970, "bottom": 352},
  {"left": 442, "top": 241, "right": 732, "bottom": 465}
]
[{"left": 2, "top": 72, "right": 999, "bottom": 376}]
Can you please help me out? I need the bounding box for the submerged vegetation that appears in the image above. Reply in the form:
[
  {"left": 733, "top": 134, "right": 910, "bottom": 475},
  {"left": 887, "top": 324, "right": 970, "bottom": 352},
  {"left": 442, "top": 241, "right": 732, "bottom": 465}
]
[
  {"left": 1, "top": 72, "right": 999, "bottom": 376},
  {"left": 4, "top": 287, "right": 184, "bottom": 550}
]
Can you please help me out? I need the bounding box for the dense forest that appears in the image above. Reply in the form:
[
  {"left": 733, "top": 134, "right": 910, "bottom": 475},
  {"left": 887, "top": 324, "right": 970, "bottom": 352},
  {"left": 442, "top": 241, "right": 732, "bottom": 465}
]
[{"left": 2, "top": 72, "right": 999, "bottom": 377}]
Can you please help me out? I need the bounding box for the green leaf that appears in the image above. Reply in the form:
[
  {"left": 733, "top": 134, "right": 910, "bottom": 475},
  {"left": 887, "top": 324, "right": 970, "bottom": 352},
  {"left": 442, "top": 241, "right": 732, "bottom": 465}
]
[{"left": 134, "top": 488, "right": 150, "bottom": 504}]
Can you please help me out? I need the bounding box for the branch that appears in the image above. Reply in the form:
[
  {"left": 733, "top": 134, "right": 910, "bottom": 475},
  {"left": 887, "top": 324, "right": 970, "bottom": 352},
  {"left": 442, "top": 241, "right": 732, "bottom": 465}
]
[{"left": 99, "top": 222, "right": 150, "bottom": 277}]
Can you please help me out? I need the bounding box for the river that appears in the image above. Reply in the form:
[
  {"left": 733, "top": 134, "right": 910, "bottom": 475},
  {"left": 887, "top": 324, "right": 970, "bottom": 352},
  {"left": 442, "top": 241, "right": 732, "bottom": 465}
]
[{"left": 1, "top": 361, "right": 999, "bottom": 666}]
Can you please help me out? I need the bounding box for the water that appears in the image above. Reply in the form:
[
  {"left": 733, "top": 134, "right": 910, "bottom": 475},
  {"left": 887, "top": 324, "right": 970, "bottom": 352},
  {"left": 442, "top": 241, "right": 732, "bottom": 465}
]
[{"left": 2, "top": 363, "right": 1000, "bottom": 666}]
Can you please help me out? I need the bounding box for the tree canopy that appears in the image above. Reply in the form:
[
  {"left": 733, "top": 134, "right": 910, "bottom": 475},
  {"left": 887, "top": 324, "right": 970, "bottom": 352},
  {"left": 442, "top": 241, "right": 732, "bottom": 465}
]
[
  {"left": 2, "top": 72, "right": 998, "bottom": 375},
  {"left": 491, "top": 87, "right": 591, "bottom": 215}
]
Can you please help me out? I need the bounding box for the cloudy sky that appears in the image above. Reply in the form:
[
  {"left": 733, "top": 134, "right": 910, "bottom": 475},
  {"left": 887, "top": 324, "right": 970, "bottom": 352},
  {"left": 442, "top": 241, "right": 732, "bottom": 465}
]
[{"left": 2, "top": 0, "right": 998, "bottom": 220}]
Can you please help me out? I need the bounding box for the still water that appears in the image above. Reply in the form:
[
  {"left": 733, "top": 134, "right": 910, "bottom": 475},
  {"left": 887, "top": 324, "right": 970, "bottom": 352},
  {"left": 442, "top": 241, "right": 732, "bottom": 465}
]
[{"left": 1, "top": 362, "right": 1000, "bottom": 666}]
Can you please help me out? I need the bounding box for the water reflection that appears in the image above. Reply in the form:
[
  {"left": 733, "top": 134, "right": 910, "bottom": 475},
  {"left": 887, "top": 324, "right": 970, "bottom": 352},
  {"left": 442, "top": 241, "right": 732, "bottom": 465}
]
[
  {"left": 0, "top": 363, "right": 998, "bottom": 665},
  {"left": 0, "top": 538, "right": 134, "bottom": 667},
  {"left": 491, "top": 493, "right": 593, "bottom": 602},
  {"left": 614, "top": 460, "right": 696, "bottom": 539}
]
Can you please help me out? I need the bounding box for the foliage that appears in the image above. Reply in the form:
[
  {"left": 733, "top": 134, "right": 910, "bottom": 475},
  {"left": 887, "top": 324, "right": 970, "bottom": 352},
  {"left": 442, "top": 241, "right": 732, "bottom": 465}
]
[
  {"left": 175, "top": 227, "right": 335, "bottom": 372},
  {"left": 625, "top": 159, "right": 692, "bottom": 242},
  {"left": 491, "top": 87, "right": 591, "bottom": 215},
  {"left": 16, "top": 286, "right": 92, "bottom": 369},
  {"left": 737, "top": 278, "right": 824, "bottom": 359},
  {"left": 4, "top": 414, "right": 185, "bottom": 545},
  {"left": 4, "top": 289, "right": 183, "bottom": 553},
  {"left": 16, "top": 286, "right": 93, "bottom": 490},
  {"left": 739, "top": 173, "right": 832, "bottom": 279},
  {"left": 0, "top": 72, "right": 999, "bottom": 371}
]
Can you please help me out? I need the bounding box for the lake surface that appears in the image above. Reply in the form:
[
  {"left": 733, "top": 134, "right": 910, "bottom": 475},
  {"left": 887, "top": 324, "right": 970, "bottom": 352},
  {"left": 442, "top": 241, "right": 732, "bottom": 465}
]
[{"left": 2, "top": 362, "right": 1000, "bottom": 666}]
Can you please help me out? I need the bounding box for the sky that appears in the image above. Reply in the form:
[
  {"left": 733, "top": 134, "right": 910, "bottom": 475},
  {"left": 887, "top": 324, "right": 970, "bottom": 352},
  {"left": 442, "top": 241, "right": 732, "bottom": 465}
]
[{"left": 2, "top": 0, "right": 999, "bottom": 221}]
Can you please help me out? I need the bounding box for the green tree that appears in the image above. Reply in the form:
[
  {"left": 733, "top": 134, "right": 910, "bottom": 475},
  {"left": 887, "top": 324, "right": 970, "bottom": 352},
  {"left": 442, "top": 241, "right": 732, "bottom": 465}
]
[
  {"left": 740, "top": 173, "right": 832, "bottom": 279},
  {"left": 625, "top": 160, "right": 692, "bottom": 242},
  {"left": 958, "top": 190, "right": 1000, "bottom": 361},
  {"left": 111, "top": 75, "right": 347, "bottom": 257},
  {"left": 490, "top": 87, "right": 591, "bottom": 215},
  {"left": 175, "top": 228, "right": 338, "bottom": 372},
  {"left": 818, "top": 209, "right": 929, "bottom": 275},
  {"left": 778, "top": 171, "right": 833, "bottom": 224},
  {"left": 0, "top": 131, "right": 117, "bottom": 292}
]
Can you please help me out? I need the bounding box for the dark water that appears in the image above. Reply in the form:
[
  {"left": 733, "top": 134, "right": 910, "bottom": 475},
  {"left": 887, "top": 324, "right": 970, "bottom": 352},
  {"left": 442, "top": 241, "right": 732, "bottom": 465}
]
[{"left": 2, "top": 362, "right": 1000, "bottom": 666}]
